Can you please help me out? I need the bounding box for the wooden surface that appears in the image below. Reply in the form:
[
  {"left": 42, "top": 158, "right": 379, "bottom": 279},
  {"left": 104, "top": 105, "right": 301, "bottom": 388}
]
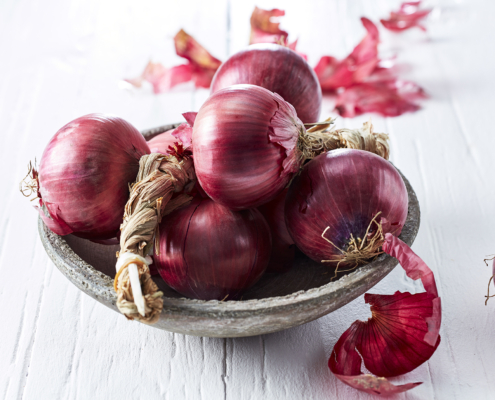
[{"left": 1, "top": 0, "right": 493, "bottom": 398}]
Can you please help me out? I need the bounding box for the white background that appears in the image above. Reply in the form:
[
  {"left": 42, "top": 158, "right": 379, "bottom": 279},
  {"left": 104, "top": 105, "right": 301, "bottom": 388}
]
[{"left": 1, "top": 0, "right": 494, "bottom": 398}]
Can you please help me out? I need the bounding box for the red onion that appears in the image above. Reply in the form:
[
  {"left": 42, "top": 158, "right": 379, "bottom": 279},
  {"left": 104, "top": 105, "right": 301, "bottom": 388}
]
[
  {"left": 147, "top": 112, "right": 197, "bottom": 156},
  {"left": 33, "top": 114, "right": 150, "bottom": 240},
  {"left": 154, "top": 197, "right": 271, "bottom": 300},
  {"left": 193, "top": 84, "right": 310, "bottom": 210},
  {"left": 147, "top": 129, "right": 176, "bottom": 154},
  {"left": 211, "top": 44, "right": 322, "bottom": 123},
  {"left": 258, "top": 189, "right": 295, "bottom": 272},
  {"left": 285, "top": 149, "right": 408, "bottom": 267}
]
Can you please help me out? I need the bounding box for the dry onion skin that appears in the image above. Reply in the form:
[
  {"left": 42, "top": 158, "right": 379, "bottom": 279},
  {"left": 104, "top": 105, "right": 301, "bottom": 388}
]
[
  {"left": 147, "top": 129, "right": 177, "bottom": 155},
  {"left": 380, "top": 1, "right": 432, "bottom": 32},
  {"left": 313, "top": 17, "right": 427, "bottom": 118},
  {"left": 211, "top": 44, "right": 322, "bottom": 123},
  {"left": 147, "top": 112, "right": 196, "bottom": 156},
  {"left": 126, "top": 30, "right": 221, "bottom": 92},
  {"left": 314, "top": 18, "right": 380, "bottom": 93},
  {"left": 330, "top": 235, "right": 441, "bottom": 394}
]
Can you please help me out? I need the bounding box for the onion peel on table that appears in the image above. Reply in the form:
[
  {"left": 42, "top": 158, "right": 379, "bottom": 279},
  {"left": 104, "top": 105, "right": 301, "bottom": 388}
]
[
  {"left": 249, "top": 6, "right": 288, "bottom": 45},
  {"left": 329, "top": 233, "right": 441, "bottom": 395},
  {"left": 313, "top": 17, "right": 427, "bottom": 117},
  {"left": 314, "top": 17, "right": 379, "bottom": 92},
  {"left": 249, "top": 7, "right": 305, "bottom": 58},
  {"left": 126, "top": 30, "right": 221, "bottom": 92},
  {"left": 381, "top": 1, "right": 432, "bottom": 32},
  {"left": 334, "top": 80, "right": 428, "bottom": 118}
]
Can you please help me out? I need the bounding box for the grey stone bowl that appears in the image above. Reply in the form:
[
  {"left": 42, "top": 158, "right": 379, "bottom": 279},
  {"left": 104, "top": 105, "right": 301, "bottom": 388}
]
[{"left": 39, "top": 123, "right": 420, "bottom": 338}]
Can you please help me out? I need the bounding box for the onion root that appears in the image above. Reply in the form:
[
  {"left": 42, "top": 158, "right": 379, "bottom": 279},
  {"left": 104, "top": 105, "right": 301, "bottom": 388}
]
[{"left": 321, "top": 212, "right": 385, "bottom": 280}]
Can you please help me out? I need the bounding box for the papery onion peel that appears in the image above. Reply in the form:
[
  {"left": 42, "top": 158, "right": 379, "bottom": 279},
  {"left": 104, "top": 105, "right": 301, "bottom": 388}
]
[
  {"left": 126, "top": 30, "right": 221, "bottom": 93},
  {"left": 381, "top": 1, "right": 432, "bottom": 32},
  {"left": 329, "top": 234, "right": 441, "bottom": 395},
  {"left": 314, "top": 18, "right": 379, "bottom": 92}
]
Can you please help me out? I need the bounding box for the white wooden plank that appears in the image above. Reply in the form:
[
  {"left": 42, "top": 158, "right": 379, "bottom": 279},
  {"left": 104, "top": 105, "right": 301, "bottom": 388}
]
[{"left": 1, "top": 0, "right": 495, "bottom": 398}]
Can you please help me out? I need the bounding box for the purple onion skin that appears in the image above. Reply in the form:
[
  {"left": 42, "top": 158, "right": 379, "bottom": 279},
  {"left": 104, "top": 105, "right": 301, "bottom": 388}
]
[
  {"left": 285, "top": 149, "right": 408, "bottom": 265},
  {"left": 258, "top": 189, "right": 295, "bottom": 273},
  {"left": 211, "top": 44, "right": 322, "bottom": 124},
  {"left": 193, "top": 84, "right": 303, "bottom": 210},
  {"left": 39, "top": 114, "right": 150, "bottom": 240},
  {"left": 155, "top": 197, "right": 271, "bottom": 300},
  {"left": 147, "top": 129, "right": 177, "bottom": 154}
]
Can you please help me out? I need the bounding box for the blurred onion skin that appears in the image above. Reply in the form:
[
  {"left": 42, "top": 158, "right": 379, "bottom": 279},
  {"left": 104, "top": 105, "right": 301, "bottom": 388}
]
[
  {"left": 258, "top": 189, "right": 295, "bottom": 272},
  {"left": 285, "top": 149, "right": 408, "bottom": 265},
  {"left": 193, "top": 84, "right": 304, "bottom": 210},
  {"left": 39, "top": 114, "right": 150, "bottom": 240},
  {"left": 147, "top": 129, "right": 176, "bottom": 154},
  {"left": 211, "top": 44, "right": 322, "bottom": 123},
  {"left": 155, "top": 197, "right": 272, "bottom": 300}
]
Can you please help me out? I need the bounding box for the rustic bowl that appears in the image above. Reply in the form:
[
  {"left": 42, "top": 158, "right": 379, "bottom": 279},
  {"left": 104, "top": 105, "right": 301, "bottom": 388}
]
[{"left": 39, "top": 123, "right": 420, "bottom": 338}]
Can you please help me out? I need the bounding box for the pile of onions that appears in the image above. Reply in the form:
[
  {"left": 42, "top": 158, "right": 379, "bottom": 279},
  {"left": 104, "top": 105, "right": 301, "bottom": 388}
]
[
  {"left": 154, "top": 197, "right": 271, "bottom": 300},
  {"left": 211, "top": 44, "right": 322, "bottom": 123},
  {"left": 285, "top": 149, "right": 408, "bottom": 267},
  {"left": 29, "top": 114, "right": 150, "bottom": 240},
  {"left": 193, "top": 84, "right": 326, "bottom": 210}
]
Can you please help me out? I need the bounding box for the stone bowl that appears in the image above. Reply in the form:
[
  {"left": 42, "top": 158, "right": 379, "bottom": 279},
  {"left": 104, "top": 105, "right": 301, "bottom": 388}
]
[{"left": 39, "top": 123, "right": 420, "bottom": 338}]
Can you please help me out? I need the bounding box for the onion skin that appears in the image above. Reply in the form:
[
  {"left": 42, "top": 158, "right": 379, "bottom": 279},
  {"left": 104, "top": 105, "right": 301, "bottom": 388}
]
[
  {"left": 147, "top": 129, "right": 177, "bottom": 154},
  {"left": 39, "top": 114, "right": 150, "bottom": 240},
  {"left": 211, "top": 44, "right": 322, "bottom": 123},
  {"left": 193, "top": 84, "right": 304, "bottom": 210},
  {"left": 258, "top": 189, "right": 295, "bottom": 272},
  {"left": 285, "top": 149, "right": 408, "bottom": 265},
  {"left": 155, "top": 197, "right": 271, "bottom": 300}
]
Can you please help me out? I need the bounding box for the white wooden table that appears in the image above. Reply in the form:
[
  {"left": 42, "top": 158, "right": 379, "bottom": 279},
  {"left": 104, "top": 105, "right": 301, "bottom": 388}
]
[{"left": 1, "top": 0, "right": 493, "bottom": 398}]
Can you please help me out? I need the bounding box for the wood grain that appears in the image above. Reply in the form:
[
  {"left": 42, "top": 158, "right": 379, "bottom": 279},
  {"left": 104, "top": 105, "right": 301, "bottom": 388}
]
[{"left": 1, "top": 0, "right": 494, "bottom": 398}]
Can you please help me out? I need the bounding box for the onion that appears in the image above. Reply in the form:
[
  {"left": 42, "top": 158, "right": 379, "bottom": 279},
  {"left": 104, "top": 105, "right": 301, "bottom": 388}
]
[
  {"left": 211, "top": 43, "right": 322, "bottom": 123},
  {"left": 147, "top": 112, "right": 197, "bottom": 156},
  {"left": 147, "top": 129, "right": 176, "bottom": 154},
  {"left": 154, "top": 197, "right": 271, "bottom": 300},
  {"left": 258, "top": 189, "right": 295, "bottom": 272},
  {"left": 26, "top": 114, "right": 150, "bottom": 240},
  {"left": 285, "top": 149, "right": 408, "bottom": 268},
  {"left": 193, "top": 84, "right": 333, "bottom": 210}
]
